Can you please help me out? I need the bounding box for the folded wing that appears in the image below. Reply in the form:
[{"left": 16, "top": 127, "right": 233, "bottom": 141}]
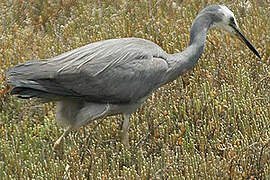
[{"left": 5, "top": 38, "right": 169, "bottom": 103}]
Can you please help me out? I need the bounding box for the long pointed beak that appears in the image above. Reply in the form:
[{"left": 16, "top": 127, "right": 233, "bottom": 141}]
[{"left": 230, "top": 23, "right": 261, "bottom": 59}]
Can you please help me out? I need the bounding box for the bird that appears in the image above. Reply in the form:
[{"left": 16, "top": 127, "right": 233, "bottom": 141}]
[{"left": 5, "top": 5, "right": 261, "bottom": 149}]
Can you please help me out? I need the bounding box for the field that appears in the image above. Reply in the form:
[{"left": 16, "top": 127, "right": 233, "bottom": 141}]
[{"left": 0, "top": 0, "right": 269, "bottom": 179}]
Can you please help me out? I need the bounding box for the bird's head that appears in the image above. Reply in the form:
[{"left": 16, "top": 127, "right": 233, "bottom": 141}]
[{"left": 199, "top": 5, "right": 261, "bottom": 59}]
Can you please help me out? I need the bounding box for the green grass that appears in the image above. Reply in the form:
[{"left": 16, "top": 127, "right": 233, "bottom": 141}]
[{"left": 0, "top": 0, "right": 269, "bottom": 179}]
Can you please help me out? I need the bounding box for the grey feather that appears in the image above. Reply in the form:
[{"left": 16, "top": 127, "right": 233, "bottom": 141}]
[{"left": 6, "top": 38, "right": 170, "bottom": 103}]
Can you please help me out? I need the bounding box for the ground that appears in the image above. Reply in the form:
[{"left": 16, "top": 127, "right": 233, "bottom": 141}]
[{"left": 0, "top": 0, "right": 269, "bottom": 179}]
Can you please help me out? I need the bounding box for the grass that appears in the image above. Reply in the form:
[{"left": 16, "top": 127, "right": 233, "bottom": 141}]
[{"left": 0, "top": 0, "right": 269, "bottom": 179}]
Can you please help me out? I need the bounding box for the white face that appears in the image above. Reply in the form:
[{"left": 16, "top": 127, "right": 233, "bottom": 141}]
[
  {"left": 208, "top": 5, "right": 261, "bottom": 59},
  {"left": 214, "top": 5, "right": 239, "bottom": 33}
]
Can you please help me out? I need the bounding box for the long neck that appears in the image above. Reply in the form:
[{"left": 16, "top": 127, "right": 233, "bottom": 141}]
[{"left": 163, "top": 14, "right": 213, "bottom": 84}]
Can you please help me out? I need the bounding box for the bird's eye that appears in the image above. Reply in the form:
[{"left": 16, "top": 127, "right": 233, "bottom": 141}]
[{"left": 230, "top": 17, "right": 235, "bottom": 24}]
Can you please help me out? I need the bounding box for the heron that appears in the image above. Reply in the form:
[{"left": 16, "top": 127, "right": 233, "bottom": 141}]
[{"left": 5, "top": 5, "right": 261, "bottom": 149}]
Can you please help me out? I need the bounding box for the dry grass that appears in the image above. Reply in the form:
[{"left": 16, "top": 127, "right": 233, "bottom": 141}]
[{"left": 0, "top": 0, "right": 269, "bottom": 179}]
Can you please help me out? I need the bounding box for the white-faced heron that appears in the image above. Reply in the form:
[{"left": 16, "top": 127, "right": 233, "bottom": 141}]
[{"left": 5, "top": 5, "right": 261, "bottom": 149}]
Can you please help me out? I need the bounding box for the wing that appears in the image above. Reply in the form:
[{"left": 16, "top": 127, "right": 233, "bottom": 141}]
[{"left": 6, "top": 38, "right": 169, "bottom": 103}]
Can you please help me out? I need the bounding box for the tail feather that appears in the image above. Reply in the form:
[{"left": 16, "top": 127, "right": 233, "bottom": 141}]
[
  {"left": 10, "top": 87, "right": 62, "bottom": 100},
  {"left": 5, "top": 60, "right": 76, "bottom": 100}
]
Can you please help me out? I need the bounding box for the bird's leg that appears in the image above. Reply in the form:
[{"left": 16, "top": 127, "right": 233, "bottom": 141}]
[
  {"left": 121, "top": 114, "right": 130, "bottom": 148},
  {"left": 53, "top": 125, "right": 73, "bottom": 150}
]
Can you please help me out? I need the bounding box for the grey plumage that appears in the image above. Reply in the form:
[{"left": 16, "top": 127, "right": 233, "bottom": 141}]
[
  {"left": 5, "top": 5, "right": 261, "bottom": 148},
  {"left": 6, "top": 38, "right": 169, "bottom": 103}
]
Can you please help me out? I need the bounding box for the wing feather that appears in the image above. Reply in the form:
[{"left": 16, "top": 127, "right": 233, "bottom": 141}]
[{"left": 6, "top": 38, "right": 170, "bottom": 103}]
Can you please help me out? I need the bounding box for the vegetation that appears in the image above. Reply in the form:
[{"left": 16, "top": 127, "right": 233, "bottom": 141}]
[{"left": 0, "top": 0, "right": 269, "bottom": 179}]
